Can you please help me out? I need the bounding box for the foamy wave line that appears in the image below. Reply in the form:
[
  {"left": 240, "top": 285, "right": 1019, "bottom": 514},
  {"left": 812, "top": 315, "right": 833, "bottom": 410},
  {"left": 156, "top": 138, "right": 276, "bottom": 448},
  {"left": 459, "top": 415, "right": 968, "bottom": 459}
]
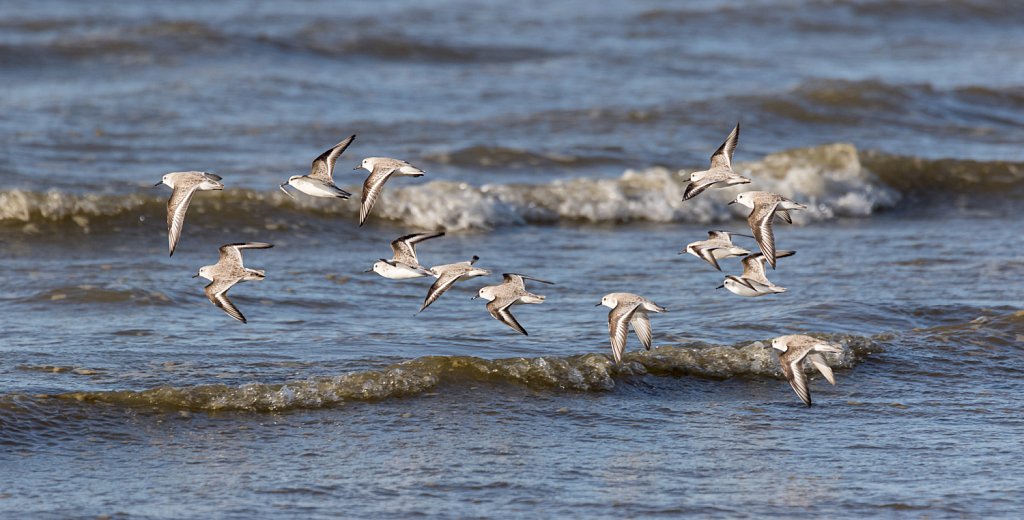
[
  {"left": 0, "top": 143, "right": 906, "bottom": 232},
  {"left": 45, "top": 335, "right": 881, "bottom": 412}
]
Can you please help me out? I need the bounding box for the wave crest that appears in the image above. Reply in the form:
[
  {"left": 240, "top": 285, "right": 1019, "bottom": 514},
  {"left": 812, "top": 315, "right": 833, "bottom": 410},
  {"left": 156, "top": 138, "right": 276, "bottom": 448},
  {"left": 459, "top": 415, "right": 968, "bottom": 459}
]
[
  {"left": 45, "top": 335, "right": 881, "bottom": 412},
  {"left": 1, "top": 143, "right": 914, "bottom": 232}
]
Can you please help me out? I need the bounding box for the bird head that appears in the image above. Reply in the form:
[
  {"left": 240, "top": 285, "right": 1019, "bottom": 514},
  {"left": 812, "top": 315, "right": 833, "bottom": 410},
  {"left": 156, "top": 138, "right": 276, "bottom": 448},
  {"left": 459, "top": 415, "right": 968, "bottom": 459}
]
[
  {"left": 474, "top": 286, "right": 496, "bottom": 301},
  {"left": 598, "top": 293, "right": 618, "bottom": 308},
  {"left": 770, "top": 338, "right": 788, "bottom": 352},
  {"left": 194, "top": 266, "right": 213, "bottom": 281}
]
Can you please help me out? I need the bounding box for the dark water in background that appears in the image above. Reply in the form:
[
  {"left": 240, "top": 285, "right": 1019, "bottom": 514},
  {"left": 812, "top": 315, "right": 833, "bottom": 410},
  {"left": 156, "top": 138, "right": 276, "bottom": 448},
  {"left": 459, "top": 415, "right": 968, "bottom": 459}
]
[{"left": 1, "top": 0, "right": 1024, "bottom": 518}]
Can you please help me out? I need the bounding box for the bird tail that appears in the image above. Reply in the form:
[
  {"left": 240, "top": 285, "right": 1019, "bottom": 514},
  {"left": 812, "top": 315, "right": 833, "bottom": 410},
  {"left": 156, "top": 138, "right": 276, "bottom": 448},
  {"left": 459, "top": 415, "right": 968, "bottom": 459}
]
[
  {"left": 244, "top": 268, "right": 266, "bottom": 281},
  {"left": 398, "top": 165, "right": 425, "bottom": 176},
  {"left": 521, "top": 293, "right": 545, "bottom": 304}
]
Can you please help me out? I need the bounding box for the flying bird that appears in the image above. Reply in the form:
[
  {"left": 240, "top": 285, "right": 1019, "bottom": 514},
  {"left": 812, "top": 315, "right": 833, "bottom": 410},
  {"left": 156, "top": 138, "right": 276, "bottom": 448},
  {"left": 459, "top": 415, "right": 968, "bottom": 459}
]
[
  {"left": 729, "top": 191, "right": 806, "bottom": 268},
  {"left": 719, "top": 250, "right": 796, "bottom": 297},
  {"left": 280, "top": 135, "right": 355, "bottom": 199},
  {"left": 682, "top": 123, "right": 751, "bottom": 200},
  {"left": 598, "top": 292, "right": 667, "bottom": 364},
  {"left": 474, "top": 273, "right": 553, "bottom": 335},
  {"left": 194, "top": 242, "right": 273, "bottom": 324},
  {"left": 367, "top": 232, "right": 444, "bottom": 279},
  {"left": 354, "top": 157, "right": 426, "bottom": 226},
  {"left": 682, "top": 230, "right": 752, "bottom": 271},
  {"left": 419, "top": 256, "right": 491, "bottom": 313},
  {"left": 155, "top": 171, "right": 224, "bottom": 256},
  {"left": 770, "top": 334, "right": 842, "bottom": 406}
]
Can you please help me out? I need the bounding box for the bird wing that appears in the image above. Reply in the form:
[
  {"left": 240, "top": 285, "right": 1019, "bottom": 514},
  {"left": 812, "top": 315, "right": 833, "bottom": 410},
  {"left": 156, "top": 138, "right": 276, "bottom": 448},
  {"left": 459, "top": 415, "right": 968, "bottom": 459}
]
[
  {"left": 420, "top": 270, "right": 462, "bottom": 313},
  {"left": 309, "top": 135, "right": 355, "bottom": 182},
  {"left": 487, "top": 299, "right": 528, "bottom": 336},
  {"left": 707, "top": 230, "right": 732, "bottom": 242},
  {"left": 709, "top": 122, "right": 739, "bottom": 169},
  {"left": 682, "top": 178, "right": 717, "bottom": 200},
  {"left": 166, "top": 182, "right": 201, "bottom": 256},
  {"left": 391, "top": 232, "right": 444, "bottom": 265},
  {"left": 781, "top": 354, "right": 811, "bottom": 406},
  {"left": 806, "top": 352, "right": 836, "bottom": 386},
  {"left": 204, "top": 279, "right": 246, "bottom": 323},
  {"left": 748, "top": 200, "right": 781, "bottom": 269},
  {"left": 740, "top": 253, "right": 770, "bottom": 284},
  {"left": 630, "top": 310, "right": 653, "bottom": 350},
  {"left": 218, "top": 242, "right": 273, "bottom": 267},
  {"left": 359, "top": 166, "right": 396, "bottom": 226},
  {"left": 694, "top": 244, "right": 723, "bottom": 271},
  {"left": 502, "top": 273, "right": 555, "bottom": 289},
  {"left": 776, "top": 209, "right": 792, "bottom": 224},
  {"left": 608, "top": 302, "right": 641, "bottom": 363}
]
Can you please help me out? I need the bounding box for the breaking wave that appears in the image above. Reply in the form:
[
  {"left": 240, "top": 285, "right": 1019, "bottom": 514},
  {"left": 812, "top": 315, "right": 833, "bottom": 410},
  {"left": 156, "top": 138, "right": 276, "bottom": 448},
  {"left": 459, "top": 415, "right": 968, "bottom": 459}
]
[
  {"left": 36, "top": 335, "right": 881, "bottom": 412},
  {"left": 1, "top": 142, "right": 1018, "bottom": 233}
]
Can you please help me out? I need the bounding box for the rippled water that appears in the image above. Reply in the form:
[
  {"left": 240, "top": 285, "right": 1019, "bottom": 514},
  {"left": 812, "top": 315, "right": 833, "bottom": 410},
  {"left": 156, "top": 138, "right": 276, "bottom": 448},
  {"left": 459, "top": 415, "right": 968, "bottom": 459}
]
[{"left": 2, "top": 0, "right": 1023, "bottom": 518}]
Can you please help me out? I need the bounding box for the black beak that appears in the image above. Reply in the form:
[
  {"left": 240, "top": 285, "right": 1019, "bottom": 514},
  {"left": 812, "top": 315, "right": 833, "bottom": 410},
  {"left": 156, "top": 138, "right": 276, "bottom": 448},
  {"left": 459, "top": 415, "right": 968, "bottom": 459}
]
[
  {"left": 594, "top": 303, "right": 602, "bottom": 306},
  {"left": 471, "top": 296, "right": 478, "bottom": 300},
  {"left": 353, "top": 165, "right": 362, "bottom": 170},
  {"left": 715, "top": 284, "right": 724, "bottom": 289},
  {"left": 192, "top": 273, "right": 200, "bottom": 278},
  {"left": 728, "top": 200, "right": 736, "bottom": 205},
  {"left": 363, "top": 268, "right": 374, "bottom": 273},
  {"left": 153, "top": 181, "right": 163, "bottom": 187}
]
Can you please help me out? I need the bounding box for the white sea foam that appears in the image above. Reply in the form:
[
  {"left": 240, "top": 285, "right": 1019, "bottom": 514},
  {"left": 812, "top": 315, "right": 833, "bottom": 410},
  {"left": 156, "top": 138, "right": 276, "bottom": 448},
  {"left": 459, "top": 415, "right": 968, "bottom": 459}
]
[{"left": 0, "top": 143, "right": 907, "bottom": 232}]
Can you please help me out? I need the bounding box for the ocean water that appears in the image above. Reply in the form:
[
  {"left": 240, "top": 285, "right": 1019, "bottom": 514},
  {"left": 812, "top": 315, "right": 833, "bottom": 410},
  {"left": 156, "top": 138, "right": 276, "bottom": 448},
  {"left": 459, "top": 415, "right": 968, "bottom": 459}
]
[{"left": 2, "top": 0, "right": 1024, "bottom": 518}]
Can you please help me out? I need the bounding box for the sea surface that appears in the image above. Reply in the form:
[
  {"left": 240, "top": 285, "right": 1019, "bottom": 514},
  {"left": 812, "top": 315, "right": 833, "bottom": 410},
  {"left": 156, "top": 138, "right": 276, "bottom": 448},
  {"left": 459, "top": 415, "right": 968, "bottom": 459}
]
[{"left": 2, "top": 0, "right": 1023, "bottom": 518}]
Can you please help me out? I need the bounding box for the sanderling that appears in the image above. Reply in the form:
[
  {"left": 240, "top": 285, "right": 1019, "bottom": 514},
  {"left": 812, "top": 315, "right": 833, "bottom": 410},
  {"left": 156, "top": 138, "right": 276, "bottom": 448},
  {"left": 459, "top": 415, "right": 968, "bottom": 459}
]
[
  {"left": 367, "top": 232, "right": 444, "bottom": 279},
  {"left": 193, "top": 242, "right": 273, "bottom": 324},
  {"left": 419, "top": 256, "right": 491, "bottom": 313},
  {"left": 719, "top": 250, "right": 795, "bottom": 297},
  {"left": 683, "top": 123, "right": 751, "bottom": 200},
  {"left": 155, "top": 171, "right": 224, "bottom": 256},
  {"left": 598, "top": 292, "right": 667, "bottom": 364},
  {"left": 771, "top": 334, "right": 842, "bottom": 407},
  {"left": 729, "top": 191, "right": 806, "bottom": 268},
  {"left": 353, "top": 157, "right": 426, "bottom": 226},
  {"left": 681, "top": 230, "right": 752, "bottom": 271},
  {"left": 280, "top": 135, "right": 355, "bottom": 199},
  {"left": 473, "top": 273, "right": 554, "bottom": 335}
]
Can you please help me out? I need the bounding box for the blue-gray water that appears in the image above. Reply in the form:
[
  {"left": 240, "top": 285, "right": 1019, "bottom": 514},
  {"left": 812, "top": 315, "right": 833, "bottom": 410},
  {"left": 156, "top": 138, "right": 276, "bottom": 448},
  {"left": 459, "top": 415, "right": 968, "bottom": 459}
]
[{"left": 2, "top": 0, "right": 1023, "bottom": 518}]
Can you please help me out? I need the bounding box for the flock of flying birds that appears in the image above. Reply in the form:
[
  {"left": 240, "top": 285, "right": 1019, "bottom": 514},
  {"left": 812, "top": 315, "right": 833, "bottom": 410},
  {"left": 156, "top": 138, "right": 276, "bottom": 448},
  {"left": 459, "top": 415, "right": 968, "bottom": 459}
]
[{"left": 154, "top": 126, "right": 842, "bottom": 406}]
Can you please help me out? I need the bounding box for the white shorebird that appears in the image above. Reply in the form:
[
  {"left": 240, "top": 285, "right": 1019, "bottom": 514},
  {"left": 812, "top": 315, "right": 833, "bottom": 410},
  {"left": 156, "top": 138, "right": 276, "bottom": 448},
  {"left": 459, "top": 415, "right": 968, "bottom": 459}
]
[
  {"left": 155, "top": 171, "right": 224, "bottom": 256},
  {"left": 353, "top": 157, "right": 426, "bottom": 226},
  {"left": 419, "top": 256, "right": 491, "bottom": 313},
  {"left": 771, "top": 334, "right": 842, "bottom": 407},
  {"left": 719, "top": 250, "right": 795, "bottom": 297},
  {"left": 682, "top": 230, "right": 752, "bottom": 271},
  {"left": 683, "top": 123, "right": 751, "bottom": 200},
  {"left": 598, "top": 292, "right": 667, "bottom": 364},
  {"left": 367, "top": 232, "right": 443, "bottom": 279},
  {"left": 280, "top": 135, "right": 355, "bottom": 199},
  {"left": 474, "top": 273, "right": 554, "bottom": 335},
  {"left": 194, "top": 242, "right": 273, "bottom": 324},
  {"left": 729, "top": 191, "right": 806, "bottom": 268}
]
